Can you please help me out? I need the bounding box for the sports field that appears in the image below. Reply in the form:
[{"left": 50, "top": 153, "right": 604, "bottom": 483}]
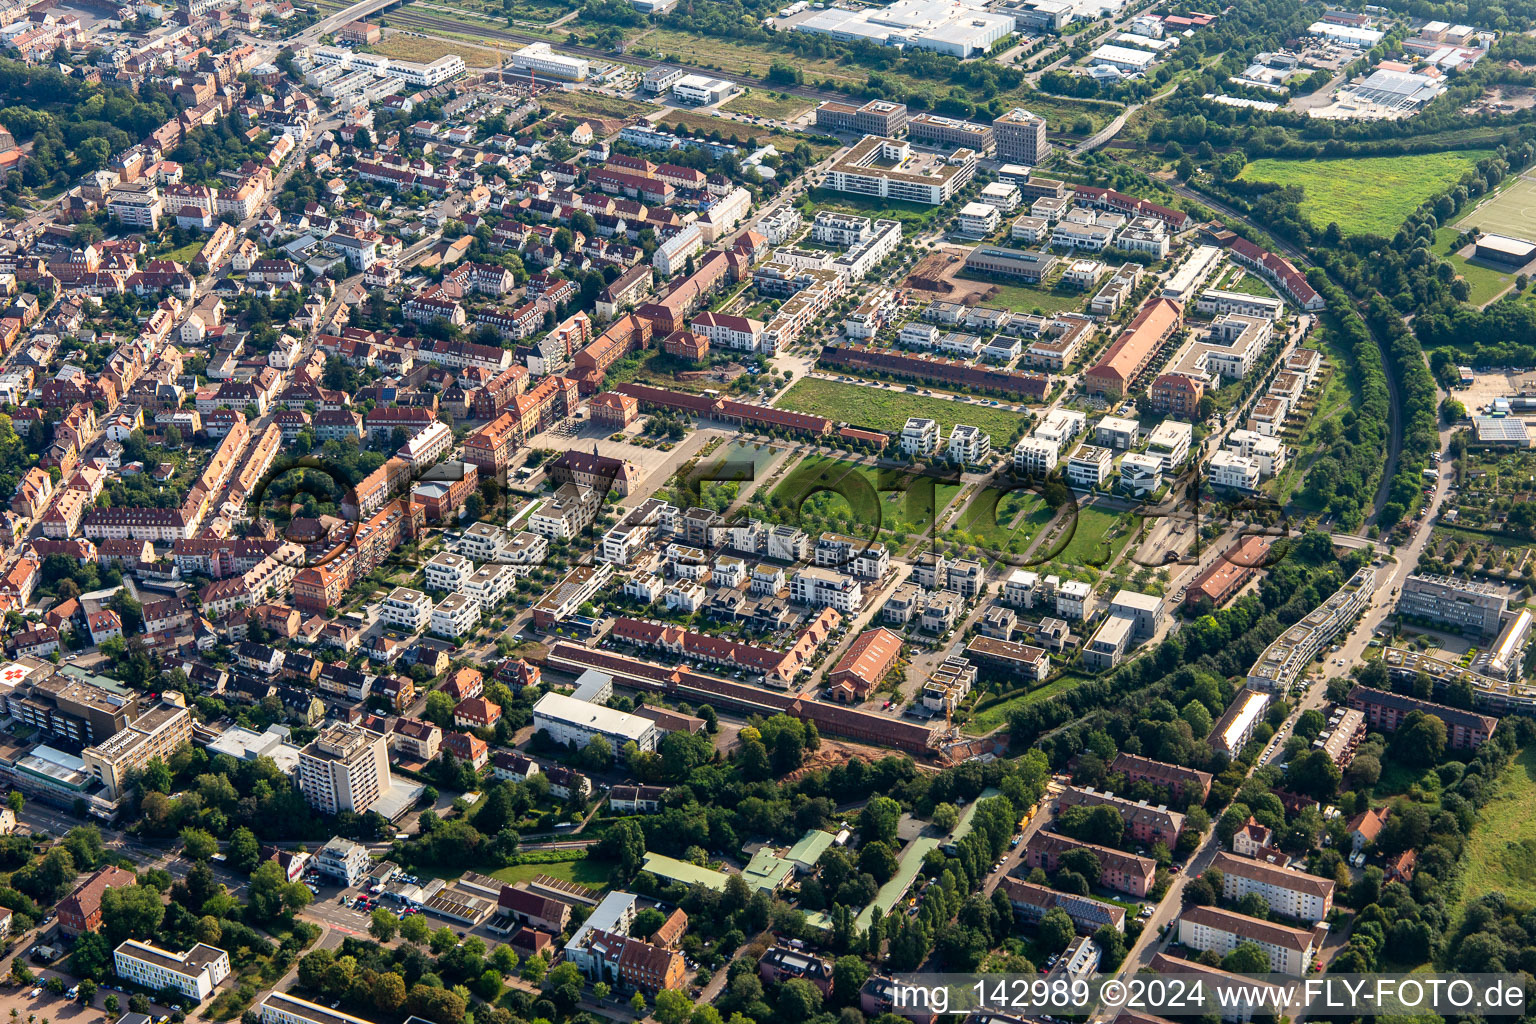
[
  {"left": 1453, "top": 173, "right": 1536, "bottom": 241},
  {"left": 1237, "top": 150, "right": 1493, "bottom": 238}
]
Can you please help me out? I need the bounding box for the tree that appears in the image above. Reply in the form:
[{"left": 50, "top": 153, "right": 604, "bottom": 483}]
[
  {"left": 593, "top": 982, "right": 610, "bottom": 1001},
  {"left": 832, "top": 956, "right": 869, "bottom": 1008},
  {"left": 180, "top": 827, "right": 218, "bottom": 861},
  {"left": 101, "top": 885, "right": 165, "bottom": 945},
  {"left": 1393, "top": 712, "right": 1446, "bottom": 767},
  {"left": 6, "top": 791, "right": 20, "bottom": 814},
  {"left": 1037, "top": 907, "right": 1075, "bottom": 953},
  {"left": 655, "top": 989, "right": 692, "bottom": 1024},
  {"left": 103, "top": 997, "right": 118, "bottom": 1017},
  {"left": 370, "top": 907, "right": 399, "bottom": 942},
  {"left": 859, "top": 797, "right": 901, "bottom": 845},
  {"left": 1286, "top": 749, "right": 1342, "bottom": 800},
  {"left": 248, "top": 860, "right": 309, "bottom": 921},
  {"left": 631, "top": 907, "right": 667, "bottom": 939},
  {"left": 373, "top": 973, "right": 407, "bottom": 1014},
  {"left": 1221, "top": 942, "right": 1270, "bottom": 974},
  {"left": 425, "top": 690, "right": 456, "bottom": 727},
  {"left": 931, "top": 803, "right": 960, "bottom": 831},
  {"left": 228, "top": 827, "right": 261, "bottom": 874},
  {"left": 630, "top": 992, "right": 648, "bottom": 1015},
  {"left": 400, "top": 912, "right": 431, "bottom": 945},
  {"left": 68, "top": 932, "right": 110, "bottom": 980}
]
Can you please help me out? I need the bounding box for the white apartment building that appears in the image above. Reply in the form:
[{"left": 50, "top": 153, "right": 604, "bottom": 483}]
[
  {"left": 424, "top": 550, "right": 473, "bottom": 592},
  {"left": 1035, "top": 408, "right": 1087, "bottom": 446},
  {"left": 113, "top": 940, "right": 230, "bottom": 1001},
  {"left": 756, "top": 207, "right": 803, "bottom": 246},
  {"left": 1117, "top": 216, "right": 1169, "bottom": 258},
  {"left": 380, "top": 586, "right": 432, "bottom": 632},
  {"left": 1056, "top": 579, "right": 1092, "bottom": 620},
  {"left": 1226, "top": 429, "right": 1287, "bottom": 477},
  {"left": 430, "top": 593, "right": 480, "bottom": 638},
  {"left": 957, "top": 201, "right": 1001, "bottom": 237},
  {"left": 949, "top": 424, "right": 991, "bottom": 464},
  {"left": 1120, "top": 451, "right": 1163, "bottom": 497},
  {"left": 812, "top": 211, "right": 872, "bottom": 246},
  {"left": 1209, "top": 450, "right": 1260, "bottom": 492},
  {"left": 791, "top": 567, "right": 863, "bottom": 612},
  {"left": 1145, "top": 420, "right": 1192, "bottom": 471},
  {"left": 1052, "top": 211, "right": 1122, "bottom": 252},
  {"left": 900, "top": 322, "right": 939, "bottom": 348},
  {"left": 901, "top": 417, "right": 941, "bottom": 457},
  {"left": 1014, "top": 436, "right": 1060, "bottom": 475},
  {"left": 654, "top": 223, "right": 704, "bottom": 277},
  {"left": 1212, "top": 852, "right": 1335, "bottom": 922},
  {"left": 1196, "top": 288, "right": 1284, "bottom": 320},
  {"left": 261, "top": 993, "right": 377, "bottom": 1024},
  {"left": 398, "top": 420, "right": 452, "bottom": 471},
  {"left": 298, "top": 723, "right": 392, "bottom": 816},
  {"left": 1002, "top": 569, "right": 1040, "bottom": 609},
  {"left": 1066, "top": 444, "right": 1114, "bottom": 489},
  {"left": 979, "top": 180, "right": 1022, "bottom": 212},
  {"left": 1095, "top": 415, "right": 1139, "bottom": 450},
  {"left": 463, "top": 563, "right": 516, "bottom": 611},
  {"left": 533, "top": 691, "right": 658, "bottom": 761}
]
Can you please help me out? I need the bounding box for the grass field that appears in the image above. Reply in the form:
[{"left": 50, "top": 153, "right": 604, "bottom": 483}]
[
  {"left": 721, "top": 90, "right": 811, "bottom": 121},
  {"left": 802, "top": 187, "right": 941, "bottom": 231},
  {"left": 1237, "top": 150, "right": 1494, "bottom": 238},
  {"left": 366, "top": 33, "right": 501, "bottom": 67},
  {"left": 1273, "top": 316, "right": 1358, "bottom": 506},
  {"left": 954, "top": 271, "right": 1090, "bottom": 316},
  {"left": 543, "top": 90, "right": 659, "bottom": 121},
  {"left": 778, "top": 378, "right": 1030, "bottom": 443},
  {"left": 1448, "top": 253, "right": 1516, "bottom": 306},
  {"left": 489, "top": 858, "right": 612, "bottom": 888},
  {"left": 1455, "top": 746, "right": 1536, "bottom": 918},
  {"left": 1047, "top": 506, "right": 1136, "bottom": 568},
  {"left": 963, "top": 674, "right": 1091, "bottom": 735},
  {"left": 769, "top": 454, "right": 961, "bottom": 540},
  {"left": 947, "top": 486, "right": 1054, "bottom": 556}
]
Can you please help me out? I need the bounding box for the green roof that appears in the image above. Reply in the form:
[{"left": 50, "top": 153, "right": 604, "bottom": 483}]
[
  {"left": 642, "top": 852, "right": 728, "bottom": 891},
  {"left": 743, "top": 848, "right": 796, "bottom": 894},
  {"left": 856, "top": 835, "right": 939, "bottom": 932},
  {"left": 787, "top": 829, "right": 836, "bottom": 871}
]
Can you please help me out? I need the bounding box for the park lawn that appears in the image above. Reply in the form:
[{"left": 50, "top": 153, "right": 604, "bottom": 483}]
[
  {"left": 722, "top": 90, "right": 812, "bottom": 121},
  {"left": 954, "top": 271, "right": 1089, "bottom": 316},
  {"left": 801, "top": 187, "right": 940, "bottom": 232},
  {"left": 963, "top": 674, "right": 1091, "bottom": 735},
  {"left": 1237, "top": 150, "right": 1493, "bottom": 238},
  {"left": 948, "top": 486, "right": 1053, "bottom": 555},
  {"left": 769, "top": 454, "right": 960, "bottom": 541},
  {"left": 365, "top": 33, "right": 501, "bottom": 67},
  {"left": 161, "top": 239, "right": 204, "bottom": 264},
  {"left": 490, "top": 858, "right": 613, "bottom": 888},
  {"left": 1048, "top": 506, "right": 1134, "bottom": 568},
  {"left": 1453, "top": 746, "right": 1536, "bottom": 919},
  {"left": 1447, "top": 252, "right": 1514, "bottom": 306},
  {"left": 777, "top": 377, "right": 1029, "bottom": 442}
]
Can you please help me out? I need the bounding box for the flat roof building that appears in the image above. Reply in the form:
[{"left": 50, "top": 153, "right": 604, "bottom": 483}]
[{"left": 533, "top": 691, "right": 659, "bottom": 762}]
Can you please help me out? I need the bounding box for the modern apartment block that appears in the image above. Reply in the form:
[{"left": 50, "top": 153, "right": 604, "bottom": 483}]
[
  {"left": 1398, "top": 574, "right": 1508, "bottom": 637},
  {"left": 993, "top": 107, "right": 1051, "bottom": 164},
  {"left": 825, "top": 136, "right": 977, "bottom": 206},
  {"left": 1211, "top": 852, "right": 1335, "bottom": 922},
  {"left": 1246, "top": 566, "right": 1374, "bottom": 692},
  {"left": 298, "top": 722, "right": 393, "bottom": 816},
  {"left": 81, "top": 702, "right": 193, "bottom": 799},
  {"left": 113, "top": 940, "right": 230, "bottom": 1001},
  {"left": 815, "top": 99, "right": 910, "bottom": 136}
]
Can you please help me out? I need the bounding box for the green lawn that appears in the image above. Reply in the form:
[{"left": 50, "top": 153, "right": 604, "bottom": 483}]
[
  {"left": 1273, "top": 318, "right": 1354, "bottom": 506},
  {"left": 1225, "top": 270, "right": 1277, "bottom": 298},
  {"left": 1454, "top": 745, "right": 1536, "bottom": 919},
  {"left": 802, "top": 187, "right": 942, "bottom": 232},
  {"left": 954, "top": 271, "right": 1090, "bottom": 316},
  {"left": 161, "top": 239, "right": 204, "bottom": 263},
  {"left": 489, "top": 858, "right": 613, "bottom": 888},
  {"left": 1040, "top": 506, "right": 1133, "bottom": 568},
  {"left": 777, "top": 378, "right": 1030, "bottom": 444},
  {"left": 947, "top": 486, "right": 1054, "bottom": 556},
  {"left": 1447, "top": 252, "right": 1514, "bottom": 306},
  {"left": 963, "top": 674, "right": 1092, "bottom": 735},
  {"left": 1237, "top": 150, "right": 1494, "bottom": 238},
  {"left": 721, "top": 89, "right": 811, "bottom": 121},
  {"left": 768, "top": 454, "right": 961, "bottom": 542}
]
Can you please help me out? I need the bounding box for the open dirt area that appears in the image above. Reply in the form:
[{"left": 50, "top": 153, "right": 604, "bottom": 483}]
[
  {"left": 1452, "top": 369, "right": 1536, "bottom": 412},
  {"left": 903, "top": 246, "right": 996, "bottom": 303}
]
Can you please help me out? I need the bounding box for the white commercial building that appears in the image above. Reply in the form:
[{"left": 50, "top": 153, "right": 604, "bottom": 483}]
[
  {"left": 672, "top": 74, "right": 736, "bottom": 105},
  {"left": 793, "top": 0, "right": 1015, "bottom": 57},
  {"left": 533, "top": 691, "right": 659, "bottom": 761},
  {"left": 1308, "top": 20, "right": 1384, "bottom": 47},
  {"left": 113, "top": 941, "right": 230, "bottom": 1001},
  {"left": 1088, "top": 43, "right": 1157, "bottom": 73},
  {"left": 510, "top": 41, "right": 589, "bottom": 81}
]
